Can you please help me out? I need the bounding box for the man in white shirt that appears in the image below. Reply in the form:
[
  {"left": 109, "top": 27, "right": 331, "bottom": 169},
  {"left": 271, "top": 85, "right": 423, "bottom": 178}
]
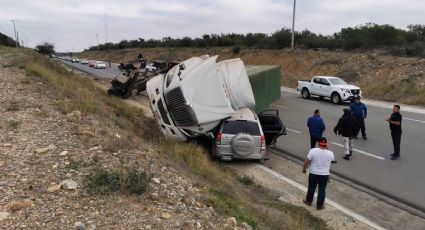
[{"left": 302, "top": 137, "right": 335, "bottom": 210}]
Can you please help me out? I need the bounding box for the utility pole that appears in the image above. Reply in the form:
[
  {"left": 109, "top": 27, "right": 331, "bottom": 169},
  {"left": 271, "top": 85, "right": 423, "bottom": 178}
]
[
  {"left": 16, "top": 31, "right": 20, "bottom": 47},
  {"left": 104, "top": 12, "right": 108, "bottom": 44},
  {"left": 96, "top": 33, "right": 99, "bottom": 50},
  {"left": 291, "top": 0, "right": 296, "bottom": 49},
  {"left": 105, "top": 12, "right": 111, "bottom": 68},
  {"left": 11, "top": 19, "right": 18, "bottom": 47}
]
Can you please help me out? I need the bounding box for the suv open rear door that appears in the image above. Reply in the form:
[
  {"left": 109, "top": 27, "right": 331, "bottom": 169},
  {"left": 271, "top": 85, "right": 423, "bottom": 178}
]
[{"left": 258, "top": 110, "right": 286, "bottom": 147}]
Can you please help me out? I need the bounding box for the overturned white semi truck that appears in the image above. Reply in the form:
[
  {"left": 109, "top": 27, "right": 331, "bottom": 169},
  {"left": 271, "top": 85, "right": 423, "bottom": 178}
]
[{"left": 146, "top": 55, "right": 285, "bottom": 145}]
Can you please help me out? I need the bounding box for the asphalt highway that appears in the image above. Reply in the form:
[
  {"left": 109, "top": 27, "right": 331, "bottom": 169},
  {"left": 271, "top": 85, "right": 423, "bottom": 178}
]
[
  {"left": 60, "top": 58, "right": 425, "bottom": 214},
  {"left": 273, "top": 90, "right": 425, "bottom": 213},
  {"left": 60, "top": 59, "right": 121, "bottom": 79}
]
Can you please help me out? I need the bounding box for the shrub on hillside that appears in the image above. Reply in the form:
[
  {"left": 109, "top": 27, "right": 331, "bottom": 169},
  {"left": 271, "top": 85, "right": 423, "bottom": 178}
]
[
  {"left": 405, "top": 41, "right": 425, "bottom": 56},
  {"left": 83, "top": 166, "right": 150, "bottom": 195}
]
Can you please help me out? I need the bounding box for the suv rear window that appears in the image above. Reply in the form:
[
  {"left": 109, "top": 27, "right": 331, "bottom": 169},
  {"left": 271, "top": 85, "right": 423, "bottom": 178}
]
[{"left": 222, "top": 121, "right": 261, "bottom": 135}]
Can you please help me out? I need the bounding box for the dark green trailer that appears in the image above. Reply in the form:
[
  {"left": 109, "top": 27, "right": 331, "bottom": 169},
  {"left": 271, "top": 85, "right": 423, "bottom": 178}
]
[{"left": 246, "top": 65, "right": 281, "bottom": 113}]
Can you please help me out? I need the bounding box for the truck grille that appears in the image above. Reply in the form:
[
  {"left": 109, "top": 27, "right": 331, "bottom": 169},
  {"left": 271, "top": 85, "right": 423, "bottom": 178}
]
[
  {"left": 166, "top": 87, "right": 198, "bottom": 126},
  {"left": 157, "top": 99, "right": 171, "bottom": 125},
  {"left": 351, "top": 89, "right": 360, "bottom": 95}
]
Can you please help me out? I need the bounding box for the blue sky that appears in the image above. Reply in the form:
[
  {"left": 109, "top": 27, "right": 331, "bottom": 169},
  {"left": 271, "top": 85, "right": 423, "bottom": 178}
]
[{"left": 0, "top": 0, "right": 424, "bottom": 52}]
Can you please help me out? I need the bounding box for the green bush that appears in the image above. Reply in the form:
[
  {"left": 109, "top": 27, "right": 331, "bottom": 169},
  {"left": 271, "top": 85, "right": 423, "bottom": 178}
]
[
  {"left": 83, "top": 166, "right": 149, "bottom": 195},
  {"left": 232, "top": 46, "right": 241, "bottom": 54},
  {"left": 405, "top": 41, "right": 425, "bottom": 56}
]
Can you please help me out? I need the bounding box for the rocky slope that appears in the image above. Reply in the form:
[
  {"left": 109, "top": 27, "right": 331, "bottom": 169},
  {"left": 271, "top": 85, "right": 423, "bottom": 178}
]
[{"left": 0, "top": 53, "right": 252, "bottom": 229}]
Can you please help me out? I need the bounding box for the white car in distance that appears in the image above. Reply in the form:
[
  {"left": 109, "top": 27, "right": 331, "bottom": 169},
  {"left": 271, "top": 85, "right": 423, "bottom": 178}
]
[{"left": 94, "top": 61, "right": 107, "bottom": 69}]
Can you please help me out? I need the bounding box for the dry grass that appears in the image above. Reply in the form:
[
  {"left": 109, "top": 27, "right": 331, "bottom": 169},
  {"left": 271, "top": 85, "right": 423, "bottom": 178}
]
[{"left": 2, "top": 46, "right": 329, "bottom": 230}]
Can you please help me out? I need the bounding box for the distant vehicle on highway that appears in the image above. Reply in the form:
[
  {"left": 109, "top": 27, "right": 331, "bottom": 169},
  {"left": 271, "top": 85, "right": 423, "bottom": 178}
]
[
  {"left": 297, "top": 76, "right": 361, "bottom": 104},
  {"left": 71, "top": 58, "right": 79, "bottom": 63},
  {"left": 145, "top": 63, "right": 157, "bottom": 72},
  {"left": 80, "top": 59, "right": 88, "bottom": 64},
  {"left": 88, "top": 60, "right": 96, "bottom": 67},
  {"left": 94, "top": 61, "right": 107, "bottom": 69}
]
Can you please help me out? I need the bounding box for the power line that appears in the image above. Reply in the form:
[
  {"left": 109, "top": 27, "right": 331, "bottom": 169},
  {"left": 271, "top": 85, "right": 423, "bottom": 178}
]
[
  {"left": 104, "top": 12, "right": 108, "bottom": 44},
  {"left": 11, "top": 19, "right": 18, "bottom": 47},
  {"left": 96, "top": 33, "right": 99, "bottom": 50}
]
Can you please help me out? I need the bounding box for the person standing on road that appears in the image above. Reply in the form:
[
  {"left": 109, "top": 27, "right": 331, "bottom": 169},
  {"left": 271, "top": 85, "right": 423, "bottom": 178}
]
[
  {"left": 350, "top": 96, "right": 368, "bottom": 140},
  {"left": 386, "top": 105, "right": 402, "bottom": 160},
  {"left": 307, "top": 109, "right": 326, "bottom": 149},
  {"left": 334, "top": 108, "right": 360, "bottom": 160},
  {"left": 302, "top": 137, "right": 335, "bottom": 210}
]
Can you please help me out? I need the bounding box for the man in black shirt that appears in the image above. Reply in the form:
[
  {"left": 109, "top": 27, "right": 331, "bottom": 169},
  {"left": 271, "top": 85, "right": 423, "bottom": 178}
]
[{"left": 385, "top": 105, "right": 402, "bottom": 160}]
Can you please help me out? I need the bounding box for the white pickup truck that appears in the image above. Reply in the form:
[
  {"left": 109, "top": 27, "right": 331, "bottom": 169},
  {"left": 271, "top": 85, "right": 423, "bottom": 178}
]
[{"left": 297, "top": 76, "right": 362, "bottom": 104}]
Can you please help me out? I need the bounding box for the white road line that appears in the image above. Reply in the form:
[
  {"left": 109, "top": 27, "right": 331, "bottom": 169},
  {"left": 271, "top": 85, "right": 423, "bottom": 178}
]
[
  {"left": 297, "top": 98, "right": 321, "bottom": 104},
  {"left": 404, "top": 117, "right": 425, "bottom": 124},
  {"left": 257, "top": 165, "right": 387, "bottom": 230},
  {"left": 286, "top": 128, "right": 302, "bottom": 134},
  {"left": 271, "top": 104, "right": 289, "bottom": 109},
  {"left": 330, "top": 142, "right": 385, "bottom": 160}
]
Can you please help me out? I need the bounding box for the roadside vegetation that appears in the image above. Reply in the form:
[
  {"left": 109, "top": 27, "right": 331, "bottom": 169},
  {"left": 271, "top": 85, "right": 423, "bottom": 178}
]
[
  {"left": 79, "top": 46, "right": 425, "bottom": 107},
  {"left": 2, "top": 46, "right": 330, "bottom": 229},
  {"left": 0, "top": 32, "right": 17, "bottom": 47},
  {"left": 86, "top": 23, "right": 425, "bottom": 57}
]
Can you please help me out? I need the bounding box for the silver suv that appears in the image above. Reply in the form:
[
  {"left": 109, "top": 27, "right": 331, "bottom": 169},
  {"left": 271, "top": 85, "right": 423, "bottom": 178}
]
[{"left": 212, "top": 108, "right": 285, "bottom": 161}]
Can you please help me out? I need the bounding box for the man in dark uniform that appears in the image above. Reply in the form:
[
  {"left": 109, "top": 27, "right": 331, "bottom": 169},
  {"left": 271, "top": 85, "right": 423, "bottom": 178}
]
[{"left": 386, "top": 105, "right": 402, "bottom": 160}]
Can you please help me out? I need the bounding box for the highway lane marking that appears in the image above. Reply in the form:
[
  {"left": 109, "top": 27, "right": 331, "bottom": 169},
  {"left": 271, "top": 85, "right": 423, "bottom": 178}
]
[
  {"left": 257, "top": 165, "right": 387, "bottom": 230},
  {"left": 404, "top": 117, "right": 425, "bottom": 124},
  {"left": 330, "top": 142, "right": 385, "bottom": 160},
  {"left": 271, "top": 104, "right": 289, "bottom": 109},
  {"left": 296, "top": 98, "right": 321, "bottom": 104},
  {"left": 286, "top": 128, "right": 302, "bottom": 134}
]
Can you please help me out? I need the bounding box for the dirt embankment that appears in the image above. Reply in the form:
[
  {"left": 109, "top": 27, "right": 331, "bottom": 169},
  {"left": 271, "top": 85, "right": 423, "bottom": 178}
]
[{"left": 79, "top": 47, "right": 425, "bottom": 106}]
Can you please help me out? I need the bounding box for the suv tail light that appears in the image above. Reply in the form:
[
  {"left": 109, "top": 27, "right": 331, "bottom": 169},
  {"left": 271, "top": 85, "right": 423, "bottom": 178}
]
[
  {"left": 216, "top": 132, "right": 222, "bottom": 145},
  {"left": 260, "top": 135, "right": 266, "bottom": 153},
  {"left": 216, "top": 132, "right": 222, "bottom": 154}
]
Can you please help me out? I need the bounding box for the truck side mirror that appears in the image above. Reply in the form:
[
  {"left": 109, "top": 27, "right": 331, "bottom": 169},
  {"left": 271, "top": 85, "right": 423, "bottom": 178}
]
[{"left": 179, "top": 64, "right": 185, "bottom": 71}]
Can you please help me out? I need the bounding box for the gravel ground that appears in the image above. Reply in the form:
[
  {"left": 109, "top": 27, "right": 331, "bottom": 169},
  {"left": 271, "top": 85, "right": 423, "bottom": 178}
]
[{"left": 0, "top": 61, "right": 251, "bottom": 229}]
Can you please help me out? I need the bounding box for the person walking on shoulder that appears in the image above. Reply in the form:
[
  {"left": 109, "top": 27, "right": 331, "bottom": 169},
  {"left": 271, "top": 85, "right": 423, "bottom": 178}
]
[
  {"left": 302, "top": 137, "right": 335, "bottom": 210},
  {"left": 307, "top": 109, "right": 326, "bottom": 149},
  {"left": 386, "top": 105, "right": 402, "bottom": 160},
  {"left": 334, "top": 108, "right": 360, "bottom": 160},
  {"left": 350, "top": 96, "right": 368, "bottom": 140}
]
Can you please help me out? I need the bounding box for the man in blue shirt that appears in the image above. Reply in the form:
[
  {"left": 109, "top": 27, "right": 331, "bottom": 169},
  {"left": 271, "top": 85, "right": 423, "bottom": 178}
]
[
  {"left": 307, "top": 109, "right": 326, "bottom": 149},
  {"left": 350, "top": 96, "right": 367, "bottom": 140}
]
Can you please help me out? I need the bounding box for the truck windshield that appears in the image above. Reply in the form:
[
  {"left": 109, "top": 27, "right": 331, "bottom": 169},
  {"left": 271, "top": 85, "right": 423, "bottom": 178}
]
[
  {"left": 222, "top": 121, "right": 261, "bottom": 135},
  {"left": 329, "top": 78, "right": 347, "bottom": 85}
]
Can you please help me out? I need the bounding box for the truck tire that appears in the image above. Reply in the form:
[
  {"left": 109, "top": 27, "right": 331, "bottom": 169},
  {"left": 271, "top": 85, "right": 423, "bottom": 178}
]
[
  {"left": 331, "top": 92, "right": 341, "bottom": 104},
  {"left": 301, "top": 88, "right": 310, "bottom": 99},
  {"left": 231, "top": 134, "right": 255, "bottom": 157}
]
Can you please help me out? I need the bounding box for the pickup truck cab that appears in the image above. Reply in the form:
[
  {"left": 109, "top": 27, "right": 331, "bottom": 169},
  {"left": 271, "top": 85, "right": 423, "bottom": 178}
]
[{"left": 297, "top": 76, "right": 361, "bottom": 104}]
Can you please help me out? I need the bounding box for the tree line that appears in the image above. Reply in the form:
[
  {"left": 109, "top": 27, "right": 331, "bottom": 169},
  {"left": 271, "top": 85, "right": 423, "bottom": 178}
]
[
  {"left": 0, "top": 32, "right": 18, "bottom": 47},
  {"left": 85, "top": 23, "right": 425, "bottom": 57}
]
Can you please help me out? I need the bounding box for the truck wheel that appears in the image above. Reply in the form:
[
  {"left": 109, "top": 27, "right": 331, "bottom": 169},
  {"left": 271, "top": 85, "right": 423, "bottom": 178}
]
[
  {"left": 331, "top": 93, "right": 341, "bottom": 104},
  {"left": 301, "top": 88, "right": 310, "bottom": 99}
]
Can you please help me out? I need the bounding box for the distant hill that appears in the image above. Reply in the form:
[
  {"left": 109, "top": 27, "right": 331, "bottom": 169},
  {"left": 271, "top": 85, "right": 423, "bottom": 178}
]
[{"left": 0, "top": 32, "right": 18, "bottom": 47}]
